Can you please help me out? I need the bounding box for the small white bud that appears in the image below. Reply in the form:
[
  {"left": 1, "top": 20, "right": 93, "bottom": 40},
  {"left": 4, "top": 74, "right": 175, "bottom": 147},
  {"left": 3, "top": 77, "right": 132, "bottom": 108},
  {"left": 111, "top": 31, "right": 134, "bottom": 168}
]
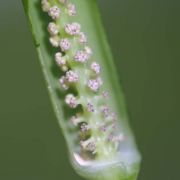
[
  {"left": 48, "top": 22, "right": 59, "bottom": 36},
  {"left": 70, "top": 115, "right": 82, "bottom": 126},
  {"left": 49, "top": 36, "right": 59, "bottom": 47},
  {"left": 41, "top": 0, "right": 50, "bottom": 12},
  {"left": 62, "top": 66, "right": 68, "bottom": 72},
  {"left": 48, "top": 6, "right": 61, "bottom": 19},
  {"left": 59, "top": 76, "right": 68, "bottom": 90},
  {"left": 55, "top": 52, "right": 66, "bottom": 66},
  {"left": 67, "top": 3, "right": 76, "bottom": 16},
  {"left": 91, "top": 62, "right": 101, "bottom": 74},
  {"left": 55, "top": 53, "right": 68, "bottom": 72},
  {"left": 79, "top": 32, "right": 87, "bottom": 43},
  {"left": 59, "top": 38, "right": 71, "bottom": 51},
  {"left": 65, "top": 94, "right": 78, "bottom": 108},
  {"left": 84, "top": 46, "right": 92, "bottom": 56}
]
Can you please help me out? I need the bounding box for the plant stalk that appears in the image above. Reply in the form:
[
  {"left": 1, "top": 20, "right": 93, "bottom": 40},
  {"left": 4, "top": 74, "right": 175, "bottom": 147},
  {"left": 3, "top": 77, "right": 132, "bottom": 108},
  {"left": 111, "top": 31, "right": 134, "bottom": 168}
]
[{"left": 22, "top": 0, "right": 141, "bottom": 180}]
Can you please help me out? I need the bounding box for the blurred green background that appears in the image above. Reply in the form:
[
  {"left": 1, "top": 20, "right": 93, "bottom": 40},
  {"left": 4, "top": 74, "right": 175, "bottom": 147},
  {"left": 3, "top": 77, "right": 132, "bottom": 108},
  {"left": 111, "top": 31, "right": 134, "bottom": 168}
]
[{"left": 0, "top": 0, "right": 179, "bottom": 179}]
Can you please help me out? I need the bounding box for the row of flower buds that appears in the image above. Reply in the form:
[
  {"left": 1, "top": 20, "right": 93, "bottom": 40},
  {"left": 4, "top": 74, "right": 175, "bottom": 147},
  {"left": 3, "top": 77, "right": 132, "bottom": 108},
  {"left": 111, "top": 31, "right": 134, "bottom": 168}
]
[{"left": 42, "top": 0, "right": 124, "bottom": 155}]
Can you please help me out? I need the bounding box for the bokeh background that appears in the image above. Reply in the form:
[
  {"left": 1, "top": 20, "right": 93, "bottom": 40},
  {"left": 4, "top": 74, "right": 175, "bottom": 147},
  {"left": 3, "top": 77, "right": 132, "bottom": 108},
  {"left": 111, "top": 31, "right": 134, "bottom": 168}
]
[{"left": 0, "top": 0, "right": 179, "bottom": 179}]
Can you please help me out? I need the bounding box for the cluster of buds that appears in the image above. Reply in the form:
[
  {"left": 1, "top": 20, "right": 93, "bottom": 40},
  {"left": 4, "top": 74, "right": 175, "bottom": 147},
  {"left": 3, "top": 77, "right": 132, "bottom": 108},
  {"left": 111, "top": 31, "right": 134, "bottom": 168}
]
[
  {"left": 59, "top": 38, "right": 71, "bottom": 51},
  {"left": 74, "top": 46, "right": 92, "bottom": 63},
  {"left": 59, "top": 70, "right": 79, "bottom": 90},
  {"left": 65, "top": 94, "right": 78, "bottom": 108},
  {"left": 65, "top": 22, "right": 81, "bottom": 36},
  {"left": 42, "top": 0, "right": 124, "bottom": 158},
  {"left": 66, "top": 70, "right": 79, "bottom": 83},
  {"left": 87, "top": 77, "right": 103, "bottom": 92}
]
